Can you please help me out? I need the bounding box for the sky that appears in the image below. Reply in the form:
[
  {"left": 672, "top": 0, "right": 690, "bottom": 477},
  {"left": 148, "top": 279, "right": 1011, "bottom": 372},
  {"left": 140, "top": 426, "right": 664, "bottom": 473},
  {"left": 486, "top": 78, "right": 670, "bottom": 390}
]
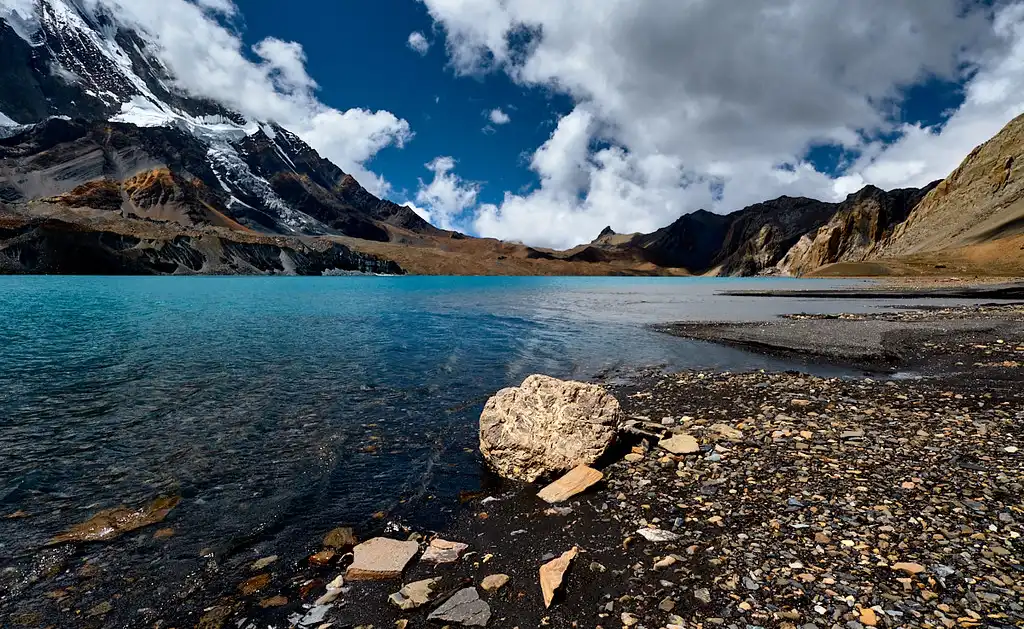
[{"left": 53, "top": 0, "right": 1024, "bottom": 248}]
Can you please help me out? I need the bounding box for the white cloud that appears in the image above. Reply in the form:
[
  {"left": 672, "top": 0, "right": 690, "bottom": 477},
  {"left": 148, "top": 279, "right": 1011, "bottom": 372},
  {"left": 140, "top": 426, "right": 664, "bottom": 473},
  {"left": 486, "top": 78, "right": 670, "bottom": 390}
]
[
  {"left": 407, "top": 31, "right": 431, "bottom": 56},
  {"left": 79, "top": 0, "right": 411, "bottom": 196},
  {"left": 411, "top": 156, "right": 480, "bottom": 230},
  {"left": 488, "top": 108, "right": 510, "bottom": 125},
  {"left": 419, "top": 0, "right": 1024, "bottom": 247}
]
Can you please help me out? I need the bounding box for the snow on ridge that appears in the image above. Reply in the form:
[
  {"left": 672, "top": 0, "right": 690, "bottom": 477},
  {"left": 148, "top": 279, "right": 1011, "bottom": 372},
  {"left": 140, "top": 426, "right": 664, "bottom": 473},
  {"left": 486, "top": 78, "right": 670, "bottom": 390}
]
[{"left": 0, "top": 0, "right": 44, "bottom": 45}]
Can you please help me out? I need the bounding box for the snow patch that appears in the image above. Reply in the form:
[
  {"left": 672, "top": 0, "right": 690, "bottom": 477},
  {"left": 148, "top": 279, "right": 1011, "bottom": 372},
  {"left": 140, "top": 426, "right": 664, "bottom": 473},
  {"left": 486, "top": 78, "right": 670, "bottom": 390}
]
[{"left": 0, "top": 0, "right": 44, "bottom": 45}]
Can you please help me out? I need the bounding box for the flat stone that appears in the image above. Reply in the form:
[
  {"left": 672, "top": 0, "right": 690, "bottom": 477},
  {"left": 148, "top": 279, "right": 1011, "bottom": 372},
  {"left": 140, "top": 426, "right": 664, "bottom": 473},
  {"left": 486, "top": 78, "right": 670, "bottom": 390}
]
[
  {"left": 539, "top": 547, "right": 578, "bottom": 608},
  {"left": 309, "top": 550, "right": 335, "bottom": 566},
  {"left": 345, "top": 537, "right": 420, "bottom": 580},
  {"left": 251, "top": 555, "right": 278, "bottom": 571},
  {"left": 860, "top": 608, "right": 878, "bottom": 626},
  {"left": 421, "top": 538, "right": 469, "bottom": 563},
  {"left": 624, "top": 453, "right": 644, "bottom": 462},
  {"left": 841, "top": 429, "right": 866, "bottom": 440},
  {"left": 710, "top": 423, "right": 743, "bottom": 440},
  {"left": 389, "top": 577, "right": 441, "bottom": 610},
  {"left": 537, "top": 465, "right": 603, "bottom": 503},
  {"left": 481, "top": 573, "right": 510, "bottom": 592},
  {"left": 323, "top": 527, "right": 357, "bottom": 549},
  {"left": 48, "top": 496, "right": 181, "bottom": 545},
  {"left": 637, "top": 528, "right": 682, "bottom": 542},
  {"left": 427, "top": 587, "right": 491, "bottom": 626},
  {"left": 659, "top": 433, "right": 700, "bottom": 455},
  {"left": 892, "top": 562, "right": 925, "bottom": 575}
]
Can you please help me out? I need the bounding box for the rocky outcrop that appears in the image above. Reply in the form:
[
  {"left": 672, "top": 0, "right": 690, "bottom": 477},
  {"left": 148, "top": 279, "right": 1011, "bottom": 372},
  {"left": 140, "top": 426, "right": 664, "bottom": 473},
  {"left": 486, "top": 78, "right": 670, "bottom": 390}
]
[
  {"left": 777, "top": 184, "right": 936, "bottom": 276},
  {"left": 0, "top": 212, "right": 403, "bottom": 275},
  {"left": 479, "top": 375, "right": 620, "bottom": 482},
  {"left": 880, "top": 113, "right": 1024, "bottom": 257}
]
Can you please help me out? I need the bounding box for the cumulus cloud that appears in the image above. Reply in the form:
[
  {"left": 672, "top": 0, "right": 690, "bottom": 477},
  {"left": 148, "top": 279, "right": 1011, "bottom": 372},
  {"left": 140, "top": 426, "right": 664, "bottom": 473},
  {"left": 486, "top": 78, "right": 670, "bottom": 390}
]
[
  {"left": 418, "top": 0, "right": 1024, "bottom": 248},
  {"left": 412, "top": 156, "right": 480, "bottom": 230},
  {"left": 81, "top": 0, "right": 411, "bottom": 196},
  {"left": 407, "top": 31, "right": 431, "bottom": 55},
  {"left": 487, "top": 108, "right": 510, "bottom": 125}
]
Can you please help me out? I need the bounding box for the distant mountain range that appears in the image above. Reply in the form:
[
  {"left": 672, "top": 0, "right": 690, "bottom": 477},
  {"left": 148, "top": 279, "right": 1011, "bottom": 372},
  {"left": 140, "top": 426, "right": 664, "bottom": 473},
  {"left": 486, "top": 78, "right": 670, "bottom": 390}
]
[{"left": 2, "top": 0, "right": 1023, "bottom": 276}]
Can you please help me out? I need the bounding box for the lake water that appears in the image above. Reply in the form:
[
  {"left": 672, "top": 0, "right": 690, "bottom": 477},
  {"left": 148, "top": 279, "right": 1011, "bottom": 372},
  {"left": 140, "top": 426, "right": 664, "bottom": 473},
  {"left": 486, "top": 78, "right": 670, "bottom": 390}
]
[{"left": 0, "top": 276, "right": 960, "bottom": 621}]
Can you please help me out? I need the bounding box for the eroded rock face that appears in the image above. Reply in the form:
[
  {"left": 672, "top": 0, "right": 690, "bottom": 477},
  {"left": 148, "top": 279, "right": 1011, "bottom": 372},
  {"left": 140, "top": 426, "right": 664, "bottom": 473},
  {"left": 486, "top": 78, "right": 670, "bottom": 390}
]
[{"left": 479, "top": 375, "right": 620, "bottom": 482}]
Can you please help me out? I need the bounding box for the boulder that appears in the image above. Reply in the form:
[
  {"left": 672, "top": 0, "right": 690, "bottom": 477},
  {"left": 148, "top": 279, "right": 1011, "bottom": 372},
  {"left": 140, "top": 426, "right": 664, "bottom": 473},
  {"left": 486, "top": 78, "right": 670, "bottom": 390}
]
[{"left": 479, "top": 375, "right": 620, "bottom": 482}]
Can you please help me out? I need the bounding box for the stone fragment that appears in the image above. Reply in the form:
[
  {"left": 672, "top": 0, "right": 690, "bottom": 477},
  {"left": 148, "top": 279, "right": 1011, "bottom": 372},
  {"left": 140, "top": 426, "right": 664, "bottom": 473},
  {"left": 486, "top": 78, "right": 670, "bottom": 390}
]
[
  {"left": 427, "top": 587, "right": 491, "bottom": 626},
  {"left": 421, "top": 538, "right": 469, "bottom": 563},
  {"left": 309, "top": 550, "right": 335, "bottom": 566},
  {"left": 479, "top": 375, "right": 620, "bottom": 482},
  {"left": 537, "top": 465, "right": 603, "bottom": 503},
  {"left": 239, "top": 573, "right": 270, "bottom": 596},
  {"left": 323, "top": 527, "right": 357, "bottom": 549},
  {"left": 622, "top": 612, "right": 639, "bottom": 626},
  {"left": 345, "top": 537, "right": 420, "bottom": 580},
  {"left": 710, "top": 423, "right": 743, "bottom": 440},
  {"left": 694, "top": 588, "right": 712, "bottom": 604},
  {"left": 659, "top": 433, "right": 700, "bottom": 454},
  {"left": 251, "top": 555, "right": 278, "bottom": 571},
  {"left": 539, "top": 546, "right": 578, "bottom": 608},
  {"left": 637, "top": 528, "right": 681, "bottom": 542},
  {"left": 860, "top": 607, "right": 878, "bottom": 626},
  {"left": 481, "top": 573, "right": 509, "bottom": 592},
  {"left": 389, "top": 577, "right": 441, "bottom": 610},
  {"left": 892, "top": 562, "right": 925, "bottom": 575},
  {"left": 258, "top": 596, "right": 288, "bottom": 608}
]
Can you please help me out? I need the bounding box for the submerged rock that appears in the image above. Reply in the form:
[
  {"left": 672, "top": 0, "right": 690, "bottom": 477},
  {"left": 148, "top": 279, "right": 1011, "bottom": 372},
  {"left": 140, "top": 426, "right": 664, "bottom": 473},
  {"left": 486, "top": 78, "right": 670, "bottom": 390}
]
[
  {"left": 323, "top": 526, "right": 357, "bottom": 549},
  {"left": 47, "top": 496, "right": 180, "bottom": 545},
  {"left": 479, "top": 375, "right": 620, "bottom": 482}
]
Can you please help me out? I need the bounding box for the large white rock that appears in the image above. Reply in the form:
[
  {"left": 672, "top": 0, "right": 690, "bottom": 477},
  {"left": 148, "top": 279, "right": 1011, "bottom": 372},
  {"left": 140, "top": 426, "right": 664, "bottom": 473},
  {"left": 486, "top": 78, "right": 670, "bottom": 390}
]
[{"left": 479, "top": 375, "right": 621, "bottom": 482}]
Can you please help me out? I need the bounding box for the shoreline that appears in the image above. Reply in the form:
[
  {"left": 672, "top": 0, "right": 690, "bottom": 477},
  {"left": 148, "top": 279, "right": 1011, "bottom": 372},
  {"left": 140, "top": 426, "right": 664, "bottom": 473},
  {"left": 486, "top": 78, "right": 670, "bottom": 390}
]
[
  {"left": 191, "top": 304, "right": 1023, "bottom": 629},
  {"left": 5, "top": 302, "right": 1023, "bottom": 629}
]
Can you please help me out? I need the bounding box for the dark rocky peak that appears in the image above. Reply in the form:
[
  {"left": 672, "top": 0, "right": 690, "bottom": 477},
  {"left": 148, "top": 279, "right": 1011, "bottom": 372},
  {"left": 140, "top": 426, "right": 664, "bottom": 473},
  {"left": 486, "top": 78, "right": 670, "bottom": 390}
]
[{"left": 598, "top": 225, "right": 615, "bottom": 238}]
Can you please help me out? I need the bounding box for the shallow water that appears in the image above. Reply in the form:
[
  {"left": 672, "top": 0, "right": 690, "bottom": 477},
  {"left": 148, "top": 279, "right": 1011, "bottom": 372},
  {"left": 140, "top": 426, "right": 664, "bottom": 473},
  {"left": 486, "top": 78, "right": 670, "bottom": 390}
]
[{"left": 0, "top": 275, "right": 973, "bottom": 618}]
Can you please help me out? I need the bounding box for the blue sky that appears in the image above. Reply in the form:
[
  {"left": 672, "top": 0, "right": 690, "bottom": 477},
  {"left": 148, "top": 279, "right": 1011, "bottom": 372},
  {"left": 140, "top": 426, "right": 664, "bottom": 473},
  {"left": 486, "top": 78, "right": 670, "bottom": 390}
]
[
  {"left": 237, "top": 0, "right": 572, "bottom": 210},
  {"left": 129, "top": 0, "right": 1024, "bottom": 247}
]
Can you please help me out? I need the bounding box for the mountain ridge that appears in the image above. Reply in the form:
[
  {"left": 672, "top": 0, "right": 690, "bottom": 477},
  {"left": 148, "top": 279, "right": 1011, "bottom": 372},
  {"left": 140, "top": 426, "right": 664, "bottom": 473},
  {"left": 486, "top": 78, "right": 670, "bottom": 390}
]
[{"left": 2, "top": 0, "right": 1023, "bottom": 276}]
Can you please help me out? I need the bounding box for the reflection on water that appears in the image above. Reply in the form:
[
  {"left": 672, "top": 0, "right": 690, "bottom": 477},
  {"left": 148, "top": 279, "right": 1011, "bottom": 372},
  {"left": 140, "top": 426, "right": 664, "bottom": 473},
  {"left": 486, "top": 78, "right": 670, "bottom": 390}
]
[{"left": 0, "top": 275, "right": 958, "bottom": 619}]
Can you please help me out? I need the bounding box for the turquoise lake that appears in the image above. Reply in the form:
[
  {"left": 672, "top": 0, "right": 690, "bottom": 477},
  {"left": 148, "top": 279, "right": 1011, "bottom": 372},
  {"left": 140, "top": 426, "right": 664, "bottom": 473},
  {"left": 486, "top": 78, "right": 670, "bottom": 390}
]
[{"left": 0, "top": 275, "right": 940, "bottom": 618}]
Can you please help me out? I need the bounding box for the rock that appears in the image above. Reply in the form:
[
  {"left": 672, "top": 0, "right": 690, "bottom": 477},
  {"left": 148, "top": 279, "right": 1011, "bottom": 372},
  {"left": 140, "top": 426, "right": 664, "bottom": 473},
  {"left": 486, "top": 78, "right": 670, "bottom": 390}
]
[
  {"left": 47, "top": 496, "right": 180, "bottom": 545},
  {"left": 622, "top": 612, "right": 639, "bottom": 626},
  {"left": 860, "top": 608, "right": 878, "bottom": 626},
  {"left": 694, "top": 588, "right": 712, "bottom": 604},
  {"left": 153, "top": 527, "right": 174, "bottom": 539},
  {"left": 427, "top": 587, "right": 491, "bottom": 626},
  {"left": 892, "top": 562, "right": 925, "bottom": 575},
  {"left": 539, "top": 546, "right": 578, "bottom": 608},
  {"left": 537, "top": 465, "right": 603, "bottom": 503},
  {"left": 345, "top": 537, "right": 420, "bottom": 580},
  {"left": 841, "top": 429, "right": 865, "bottom": 440},
  {"left": 791, "top": 398, "right": 812, "bottom": 407},
  {"left": 323, "top": 527, "right": 357, "bottom": 549},
  {"left": 481, "top": 573, "right": 509, "bottom": 592},
  {"left": 659, "top": 433, "right": 700, "bottom": 454},
  {"left": 251, "top": 555, "right": 278, "bottom": 571},
  {"left": 86, "top": 601, "right": 112, "bottom": 617},
  {"left": 309, "top": 550, "right": 335, "bottom": 566},
  {"left": 421, "top": 538, "right": 469, "bottom": 563},
  {"left": 654, "top": 556, "right": 677, "bottom": 569},
  {"left": 660, "top": 597, "right": 676, "bottom": 611},
  {"left": 710, "top": 423, "right": 743, "bottom": 440},
  {"left": 479, "top": 375, "right": 620, "bottom": 482},
  {"left": 637, "top": 528, "right": 681, "bottom": 542},
  {"left": 259, "top": 595, "right": 288, "bottom": 608},
  {"left": 624, "top": 453, "right": 644, "bottom": 462},
  {"left": 389, "top": 577, "right": 441, "bottom": 610},
  {"left": 239, "top": 573, "right": 271, "bottom": 596},
  {"left": 396, "top": 620, "right": 408, "bottom": 629}
]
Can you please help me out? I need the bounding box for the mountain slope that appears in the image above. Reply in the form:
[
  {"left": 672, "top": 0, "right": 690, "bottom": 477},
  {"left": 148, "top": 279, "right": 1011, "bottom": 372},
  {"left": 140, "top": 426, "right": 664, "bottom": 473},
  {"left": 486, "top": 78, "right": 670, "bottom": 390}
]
[
  {"left": 0, "top": 0, "right": 439, "bottom": 275},
  {"left": 880, "top": 113, "right": 1024, "bottom": 257}
]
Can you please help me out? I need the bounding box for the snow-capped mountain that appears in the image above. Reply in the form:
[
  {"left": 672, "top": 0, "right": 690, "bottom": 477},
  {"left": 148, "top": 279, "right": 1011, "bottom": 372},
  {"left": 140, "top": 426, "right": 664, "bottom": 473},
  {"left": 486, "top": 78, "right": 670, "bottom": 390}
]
[{"left": 0, "top": 0, "right": 432, "bottom": 239}]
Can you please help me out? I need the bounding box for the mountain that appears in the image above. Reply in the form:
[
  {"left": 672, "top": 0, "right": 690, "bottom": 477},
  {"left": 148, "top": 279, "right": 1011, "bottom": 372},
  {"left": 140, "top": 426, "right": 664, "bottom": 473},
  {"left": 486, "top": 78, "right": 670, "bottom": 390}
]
[
  {"left": 2, "top": 0, "right": 1023, "bottom": 277},
  {"left": 0, "top": 0, "right": 440, "bottom": 274}
]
